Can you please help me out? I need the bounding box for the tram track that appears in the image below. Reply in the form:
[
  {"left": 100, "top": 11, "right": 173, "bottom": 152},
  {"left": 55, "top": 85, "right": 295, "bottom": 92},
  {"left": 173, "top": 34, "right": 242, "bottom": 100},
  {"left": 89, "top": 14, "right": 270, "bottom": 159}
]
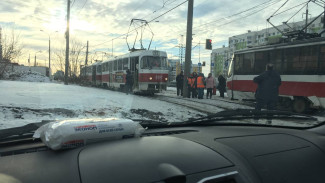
[{"left": 148, "top": 94, "right": 254, "bottom": 115}]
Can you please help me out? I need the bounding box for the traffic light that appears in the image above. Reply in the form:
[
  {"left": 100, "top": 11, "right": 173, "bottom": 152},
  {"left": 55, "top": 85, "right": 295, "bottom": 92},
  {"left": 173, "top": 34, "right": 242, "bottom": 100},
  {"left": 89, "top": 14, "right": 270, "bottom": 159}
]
[
  {"left": 202, "top": 61, "right": 206, "bottom": 66},
  {"left": 205, "top": 39, "right": 212, "bottom": 50}
]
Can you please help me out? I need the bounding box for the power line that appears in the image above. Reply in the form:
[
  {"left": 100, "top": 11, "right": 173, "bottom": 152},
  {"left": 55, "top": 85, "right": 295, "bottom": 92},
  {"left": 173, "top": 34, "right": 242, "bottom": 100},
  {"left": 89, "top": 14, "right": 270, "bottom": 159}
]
[
  {"left": 148, "top": 0, "right": 187, "bottom": 23},
  {"left": 164, "top": 0, "right": 283, "bottom": 38},
  {"left": 193, "top": 0, "right": 282, "bottom": 31},
  {"left": 140, "top": 0, "right": 180, "bottom": 20},
  {"left": 91, "top": 0, "right": 188, "bottom": 48}
]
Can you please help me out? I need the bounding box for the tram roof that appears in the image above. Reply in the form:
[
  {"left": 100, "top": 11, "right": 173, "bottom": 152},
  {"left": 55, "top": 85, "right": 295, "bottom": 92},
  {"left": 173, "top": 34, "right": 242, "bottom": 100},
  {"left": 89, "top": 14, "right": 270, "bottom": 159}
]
[{"left": 234, "top": 37, "right": 325, "bottom": 54}]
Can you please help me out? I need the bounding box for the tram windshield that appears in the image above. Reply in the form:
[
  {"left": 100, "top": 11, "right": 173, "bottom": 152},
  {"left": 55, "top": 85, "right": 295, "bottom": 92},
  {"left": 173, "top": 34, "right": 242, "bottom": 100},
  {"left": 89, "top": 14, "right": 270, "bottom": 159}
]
[{"left": 141, "top": 56, "right": 167, "bottom": 69}]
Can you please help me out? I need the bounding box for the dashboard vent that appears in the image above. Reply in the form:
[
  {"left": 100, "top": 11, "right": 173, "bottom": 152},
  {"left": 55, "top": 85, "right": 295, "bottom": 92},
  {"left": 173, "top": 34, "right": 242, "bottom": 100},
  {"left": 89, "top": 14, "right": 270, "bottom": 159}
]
[{"left": 142, "top": 130, "right": 197, "bottom": 137}]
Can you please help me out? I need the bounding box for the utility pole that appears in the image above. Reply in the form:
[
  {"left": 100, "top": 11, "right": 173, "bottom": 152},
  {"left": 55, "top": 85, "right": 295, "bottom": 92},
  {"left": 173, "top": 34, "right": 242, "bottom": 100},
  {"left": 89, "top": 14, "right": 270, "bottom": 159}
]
[
  {"left": 64, "top": 0, "right": 70, "bottom": 85},
  {"left": 322, "top": 2, "right": 325, "bottom": 37},
  {"left": 0, "top": 27, "right": 2, "bottom": 62},
  {"left": 305, "top": 3, "right": 309, "bottom": 33},
  {"left": 48, "top": 38, "right": 51, "bottom": 73},
  {"left": 180, "top": 34, "right": 184, "bottom": 71},
  {"left": 85, "top": 41, "right": 89, "bottom": 65},
  {"left": 183, "top": 0, "right": 194, "bottom": 98}
]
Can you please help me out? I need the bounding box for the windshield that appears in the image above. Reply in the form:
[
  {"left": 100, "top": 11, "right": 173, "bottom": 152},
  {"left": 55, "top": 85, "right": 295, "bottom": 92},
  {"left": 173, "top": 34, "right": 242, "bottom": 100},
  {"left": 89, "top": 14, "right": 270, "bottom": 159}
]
[
  {"left": 141, "top": 56, "right": 167, "bottom": 69},
  {"left": 0, "top": 0, "right": 325, "bottom": 134}
]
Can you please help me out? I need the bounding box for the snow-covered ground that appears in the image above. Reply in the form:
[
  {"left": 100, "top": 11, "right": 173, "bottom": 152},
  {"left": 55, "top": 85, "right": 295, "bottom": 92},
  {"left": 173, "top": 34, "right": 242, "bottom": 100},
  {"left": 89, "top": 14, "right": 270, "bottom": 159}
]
[
  {"left": 3, "top": 70, "right": 50, "bottom": 83},
  {"left": 0, "top": 80, "right": 205, "bottom": 129}
]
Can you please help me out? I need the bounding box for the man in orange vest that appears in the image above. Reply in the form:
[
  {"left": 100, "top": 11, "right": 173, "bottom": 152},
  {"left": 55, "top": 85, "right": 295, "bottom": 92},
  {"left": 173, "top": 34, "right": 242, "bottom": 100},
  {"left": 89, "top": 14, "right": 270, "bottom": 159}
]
[{"left": 196, "top": 73, "right": 205, "bottom": 99}]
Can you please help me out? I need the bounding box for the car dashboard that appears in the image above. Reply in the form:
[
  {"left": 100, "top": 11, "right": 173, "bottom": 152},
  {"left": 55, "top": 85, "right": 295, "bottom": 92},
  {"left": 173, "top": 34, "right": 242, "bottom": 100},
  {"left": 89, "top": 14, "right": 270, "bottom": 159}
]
[{"left": 1, "top": 125, "right": 325, "bottom": 183}]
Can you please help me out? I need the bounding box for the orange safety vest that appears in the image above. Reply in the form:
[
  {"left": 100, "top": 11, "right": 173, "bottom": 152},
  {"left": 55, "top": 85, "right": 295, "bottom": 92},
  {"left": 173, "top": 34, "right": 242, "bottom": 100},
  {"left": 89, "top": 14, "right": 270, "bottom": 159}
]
[
  {"left": 197, "top": 76, "right": 205, "bottom": 88},
  {"left": 187, "top": 77, "right": 192, "bottom": 85}
]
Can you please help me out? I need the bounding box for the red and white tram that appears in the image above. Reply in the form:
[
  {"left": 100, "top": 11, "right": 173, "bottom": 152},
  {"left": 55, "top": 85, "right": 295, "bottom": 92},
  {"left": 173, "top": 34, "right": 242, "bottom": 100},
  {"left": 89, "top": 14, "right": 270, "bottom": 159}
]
[
  {"left": 227, "top": 37, "right": 325, "bottom": 113},
  {"left": 84, "top": 50, "right": 169, "bottom": 93}
]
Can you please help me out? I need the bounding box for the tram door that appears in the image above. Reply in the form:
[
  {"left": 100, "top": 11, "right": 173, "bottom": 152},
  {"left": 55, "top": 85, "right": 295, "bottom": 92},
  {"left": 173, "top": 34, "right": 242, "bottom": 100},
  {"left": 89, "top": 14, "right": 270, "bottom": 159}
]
[{"left": 130, "top": 56, "right": 139, "bottom": 89}]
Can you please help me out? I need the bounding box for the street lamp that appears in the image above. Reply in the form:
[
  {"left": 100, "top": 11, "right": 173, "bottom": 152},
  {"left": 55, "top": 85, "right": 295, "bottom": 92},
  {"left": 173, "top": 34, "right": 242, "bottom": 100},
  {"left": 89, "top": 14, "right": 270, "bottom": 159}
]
[
  {"left": 40, "top": 30, "right": 58, "bottom": 76},
  {"left": 34, "top": 51, "right": 42, "bottom": 66}
]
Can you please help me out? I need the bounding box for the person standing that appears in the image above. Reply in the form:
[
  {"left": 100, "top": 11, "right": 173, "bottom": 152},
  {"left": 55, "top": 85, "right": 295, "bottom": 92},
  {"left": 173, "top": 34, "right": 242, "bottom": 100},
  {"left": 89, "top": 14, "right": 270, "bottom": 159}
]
[
  {"left": 196, "top": 73, "right": 205, "bottom": 99},
  {"left": 217, "top": 74, "right": 226, "bottom": 98},
  {"left": 205, "top": 73, "right": 215, "bottom": 99},
  {"left": 125, "top": 69, "right": 133, "bottom": 95},
  {"left": 176, "top": 71, "right": 184, "bottom": 96},
  {"left": 192, "top": 72, "right": 198, "bottom": 98},
  {"left": 187, "top": 74, "right": 193, "bottom": 98},
  {"left": 253, "top": 63, "right": 281, "bottom": 116}
]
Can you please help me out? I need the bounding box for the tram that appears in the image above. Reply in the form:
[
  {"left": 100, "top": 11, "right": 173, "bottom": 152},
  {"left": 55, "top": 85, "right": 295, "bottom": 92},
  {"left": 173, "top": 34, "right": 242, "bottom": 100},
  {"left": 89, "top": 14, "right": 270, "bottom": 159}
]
[
  {"left": 83, "top": 50, "right": 169, "bottom": 94},
  {"left": 227, "top": 37, "right": 325, "bottom": 113}
]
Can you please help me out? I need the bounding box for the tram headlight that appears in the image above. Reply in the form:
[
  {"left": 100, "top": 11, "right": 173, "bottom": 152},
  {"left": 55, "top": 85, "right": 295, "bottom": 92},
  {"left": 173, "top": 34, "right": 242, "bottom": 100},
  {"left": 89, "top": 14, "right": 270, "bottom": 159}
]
[
  {"left": 165, "top": 78, "right": 168, "bottom": 81},
  {"left": 149, "top": 77, "right": 153, "bottom": 81}
]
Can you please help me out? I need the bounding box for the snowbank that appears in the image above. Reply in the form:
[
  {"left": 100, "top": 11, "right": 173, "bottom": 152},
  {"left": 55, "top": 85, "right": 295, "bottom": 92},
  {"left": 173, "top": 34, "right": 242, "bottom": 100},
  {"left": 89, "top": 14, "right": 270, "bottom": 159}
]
[{"left": 3, "top": 70, "right": 50, "bottom": 82}]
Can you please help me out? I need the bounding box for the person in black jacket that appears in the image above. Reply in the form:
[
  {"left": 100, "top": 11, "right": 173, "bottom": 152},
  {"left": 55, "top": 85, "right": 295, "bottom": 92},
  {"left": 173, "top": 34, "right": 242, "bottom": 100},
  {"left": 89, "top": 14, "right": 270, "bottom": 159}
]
[
  {"left": 217, "top": 74, "right": 226, "bottom": 98},
  {"left": 176, "top": 71, "right": 184, "bottom": 96},
  {"left": 253, "top": 64, "right": 281, "bottom": 122},
  {"left": 125, "top": 69, "right": 133, "bottom": 95}
]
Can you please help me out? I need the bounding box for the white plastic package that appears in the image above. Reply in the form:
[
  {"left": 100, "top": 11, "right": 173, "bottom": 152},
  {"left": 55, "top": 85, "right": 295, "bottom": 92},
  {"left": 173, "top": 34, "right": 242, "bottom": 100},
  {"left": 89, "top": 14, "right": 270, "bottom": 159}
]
[{"left": 33, "top": 118, "right": 145, "bottom": 150}]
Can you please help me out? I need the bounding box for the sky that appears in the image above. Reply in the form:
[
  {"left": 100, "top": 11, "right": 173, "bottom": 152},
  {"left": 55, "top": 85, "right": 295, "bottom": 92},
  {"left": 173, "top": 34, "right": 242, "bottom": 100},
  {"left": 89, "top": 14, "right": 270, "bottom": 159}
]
[{"left": 0, "top": 0, "right": 324, "bottom": 74}]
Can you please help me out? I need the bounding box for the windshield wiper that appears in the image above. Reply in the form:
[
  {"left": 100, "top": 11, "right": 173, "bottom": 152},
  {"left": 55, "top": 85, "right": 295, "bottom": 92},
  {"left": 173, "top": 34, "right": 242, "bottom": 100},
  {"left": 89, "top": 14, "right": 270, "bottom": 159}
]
[
  {"left": 139, "top": 109, "right": 318, "bottom": 128},
  {"left": 181, "top": 109, "right": 317, "bottom": 124},
  {"left": 0, "top": 120, "right": 55, "bottom": 141}
]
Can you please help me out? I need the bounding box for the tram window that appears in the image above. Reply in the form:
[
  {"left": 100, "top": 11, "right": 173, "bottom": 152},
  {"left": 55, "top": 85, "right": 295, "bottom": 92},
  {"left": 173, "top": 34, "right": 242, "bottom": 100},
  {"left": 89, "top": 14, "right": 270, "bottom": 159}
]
[
  {"left": 123, "top": 58, "right": 128, "bottom": 70},
  {"left": 114, "top": 60, "right": 117, "bottom": 71},
  {"left": 283, "top": 47, "right": 300, "bottom": 74},
  {"left": 300, "top": 46, "right": 318, "bottom": 74},
  {"left": 118, "top": 59, "right": 123, "bottom": 70},
  {"left": 97, "top": 65, "right": 102, "bottom": 73},
  {"left": 109, "top": 62, "right": 112, "bottom": 72},
  {"left": 102, "top": 63, "right": 106, "bottom": 72},
  {"left": 234, "top": 54, "right": 244, "bottom": 74},
  {"left": 270, "top": 50, "right": 282, "bottom": 74},
  {"left": 141, "top": 56, "right": 163, "bottom": 69},
  {"left": 255, "top": 51, "right": 268, "bottom": 74},
  {"left": 319, "top": 45, "right": 325, "bottom": 73},
  {"left": 243, "top": 52, "right": 254, "bottom": 74}
]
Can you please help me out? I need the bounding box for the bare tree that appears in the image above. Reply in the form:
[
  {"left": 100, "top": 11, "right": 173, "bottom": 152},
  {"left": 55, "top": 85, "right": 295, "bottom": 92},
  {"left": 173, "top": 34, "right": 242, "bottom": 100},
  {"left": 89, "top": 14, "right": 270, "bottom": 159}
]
[
  {"left": 69, "top": 39, "right": 85, "bottom": 77},
  {"left": 53, "top": 38, "right": 86, "bottom": 77},
  {"left": 0, "top": 27, "right": 24, "bottom": 78},
  {"left": 53, "top": 47, "right": 65, "bottom": 72}
]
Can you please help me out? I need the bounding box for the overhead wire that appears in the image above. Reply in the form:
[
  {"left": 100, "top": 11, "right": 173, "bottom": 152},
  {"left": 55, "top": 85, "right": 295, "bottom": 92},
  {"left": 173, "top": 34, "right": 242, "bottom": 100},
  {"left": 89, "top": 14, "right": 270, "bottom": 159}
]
[
  {"left": 193, "top": 0, "right": 282, "bottom": 34},
  {"left": 91, "top": 0, "right": 188, "bottom": 48},
  {"left": 273, "top": 1, "right": 310, "bottom": 17},
  {"left": 192, "top": 0, "right": 282, "bottom": 31},
  {"left": 285, "top": 1, "right": 310, "bottom": 23},
  {"left": 163, "top": 0, "right": 283, "bottom": 38}
]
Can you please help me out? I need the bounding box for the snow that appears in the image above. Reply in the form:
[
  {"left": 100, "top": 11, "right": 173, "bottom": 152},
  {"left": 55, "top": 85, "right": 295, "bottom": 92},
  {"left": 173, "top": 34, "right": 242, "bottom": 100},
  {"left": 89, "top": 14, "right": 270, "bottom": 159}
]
[
  {"left": 3, "top": 70, "right": 50, "bottom": 83},
  {"left": 0, "top": 80, "right": 205, "bottom": 129},
  {"left": 1, "top": 80, "right": 323, "bottom": 130}
]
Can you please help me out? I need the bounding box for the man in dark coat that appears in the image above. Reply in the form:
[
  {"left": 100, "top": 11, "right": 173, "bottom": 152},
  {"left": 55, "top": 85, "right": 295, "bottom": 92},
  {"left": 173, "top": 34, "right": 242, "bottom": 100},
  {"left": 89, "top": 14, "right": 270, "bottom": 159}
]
[
  {"left": 176, "top": 71, "right": 184, "bottom": 96},
  {"left": 253, "top": 64, "right": 281, "bottom": 122},
  {"left": 217, "top": 74, "right": 226, "bottom": 98},
  {"left": 125, "top": 69, "right": 133, "bottom": 95}
]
